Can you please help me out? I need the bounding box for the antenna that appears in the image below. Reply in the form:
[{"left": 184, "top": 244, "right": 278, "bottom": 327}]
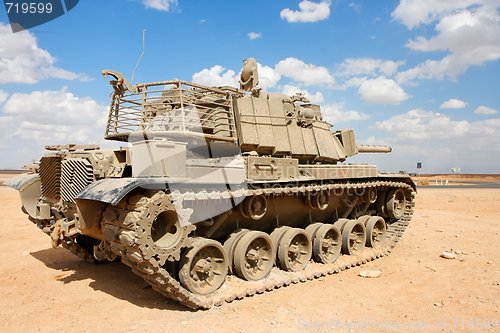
[{"left": 131, "top": 29, "right": 146, "bottom": 83}]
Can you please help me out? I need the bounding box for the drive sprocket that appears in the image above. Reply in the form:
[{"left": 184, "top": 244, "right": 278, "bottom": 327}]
[{"left": 132, "top": 191, "right": 195, "bottom": 264}]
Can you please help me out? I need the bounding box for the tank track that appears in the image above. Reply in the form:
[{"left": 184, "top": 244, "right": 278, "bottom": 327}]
[
  {"left": 26, "top": 217, "right": 98, "bottom": 264},
  {"left": 107, "top": 179, "right": 415, "bottom": 309},
  {"left": 60, "top": 237, "right": 99, "bottom": 264}
]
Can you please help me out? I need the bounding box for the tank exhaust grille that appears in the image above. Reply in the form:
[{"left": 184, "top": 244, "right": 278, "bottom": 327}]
[
  {"left": 39, "top": 156, "right": 62, "bottom": 201},
  {"left": 60, "top": 158, "right": 95, "bottom": 203}
]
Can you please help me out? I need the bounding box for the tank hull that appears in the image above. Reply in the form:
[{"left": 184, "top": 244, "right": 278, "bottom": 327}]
[{"left": 7, "top": 148, "right": 415, "bottom": 309}]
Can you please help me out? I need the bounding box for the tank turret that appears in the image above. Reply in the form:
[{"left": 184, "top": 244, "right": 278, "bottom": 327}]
[{"left": 102, "top": 62, "right": 391, "bottom": 165}]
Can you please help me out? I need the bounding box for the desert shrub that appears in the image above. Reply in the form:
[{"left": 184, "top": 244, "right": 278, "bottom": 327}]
[{"left": 419, "top": 178, "right": 429, "bottom": 186}]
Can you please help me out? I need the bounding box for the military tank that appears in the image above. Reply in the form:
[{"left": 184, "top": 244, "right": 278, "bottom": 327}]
[{"left": 7, "top": 58, "right": 415, "bottom": 309}]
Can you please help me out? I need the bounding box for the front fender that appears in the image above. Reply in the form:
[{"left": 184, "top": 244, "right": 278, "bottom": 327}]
[
  {"left": 4, "top": 172, "right": 38, "bottom": 191},
  {"left": 76, "top": 177, "right": 172, "bottom": 205},
  {"left": 75, "top": 177, "right": 171, "bottom": 240},
  {"left": 4, "top": 173, "right": 41, "bottom": 219}
]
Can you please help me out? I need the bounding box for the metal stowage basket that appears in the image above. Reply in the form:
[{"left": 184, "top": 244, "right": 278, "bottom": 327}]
[{"left": 105, "top": 80, "right": 242, "bottom": 142}]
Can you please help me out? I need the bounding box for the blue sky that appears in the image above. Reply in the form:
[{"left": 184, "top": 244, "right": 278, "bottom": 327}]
[{"left": 0, "top": 0, "right": 499, "bottom": 173}]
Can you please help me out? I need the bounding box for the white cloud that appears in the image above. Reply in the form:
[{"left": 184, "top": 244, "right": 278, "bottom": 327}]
[
  {"left": 280, "top": 0, "right": 331, "bottom": 23},
  {"left": 0, "top": 88, "right": 108, "bottom": 168},
  {"left": 335, "top": 76, "right": 368, "bottom": 90},
  {"left": 394, "top": 2, "right": 500, "bottom": 83},
  {"left": 358, "top": 77, "right": 409, "bottom": 104},
  {"left": 376, "top": 109, "right": 471, "bottom": 140},
  {"left": 372, "top": 108, "right": 500, "bottom": 172},
  {"left": 440, "top": 98, "right": 467, "bottom": 109},
  {"left": 392, "top": 0, "right": 482, "bottom": 29},
  {"left": 257, "top": 63, "right": 281, "bottom": 89},
  {"left": 142, "top": 0, "right": 177, "bottom": 11},
  {"left": 191, "top": 63, "right": 281, "bottom": 89},
  {"left": 275, "top": 57, "right": 334, "bottom": 86},
  {"left": 191, "top": 57, "right": 334, "bottom": 90},
  {"left": 281, "top": 85, "right": 324, "bottom": 104},
  {"left": 475, "top": 105, "right": 498, "bottom": 115},
  {"left": 248, "top": 32, "right": 262, "bottom": 40},
  {"left": 336, "top": 58, "right": 404, "bottom": 77},
  {"left": 0, "top": 90, "right": 8, "bottom": 104},
  {"left": 321, "top": 103, "right": 369, "bottom": 124},
  {"left": 0, "top": 22, "right": 87, "bottom": 84},
  {"left": 191, "top": 65, "right": 239, "bottom": 87}
]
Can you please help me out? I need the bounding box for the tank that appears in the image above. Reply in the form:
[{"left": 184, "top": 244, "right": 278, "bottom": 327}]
[{"left": 7, "top": 58, "right": 416, "bottom": 309}]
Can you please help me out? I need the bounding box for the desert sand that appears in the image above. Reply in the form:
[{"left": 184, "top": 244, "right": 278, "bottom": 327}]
[
  {"left": 413, "top": 174, "right": 500, "bottom": 185},
  {"left": 0, "top": 186, "right": 499, "bottom": 332}
]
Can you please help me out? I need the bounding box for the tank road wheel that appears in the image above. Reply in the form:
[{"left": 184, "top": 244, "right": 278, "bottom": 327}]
[
  {"left": 341, "top": 220, "right": 366, "bottom": 255},
  {"left": 312, "top": 224, "right": 342, "bottom": 264},
  {"left": 305, "top": 222, "right": 323, "bottom": 239},
  {"left": 357, "top": 215, "right": 371, "bottom": 226},
  {"left": 234, "top": 231, "right": 274, "bottom": 281},
  {"left": 270, "top": 226, "right": 292, "bottom": 265},
  {"left": 243, "top": 195, "right": 267, "bottom": 220},
  {"left": 334, "top": 218, "right": 350, "bottom": 232},
  {"left": 179, "top": 238, "right": 228, "bottom": 295},
  {"left": 278, "top": 228, "right": 312, "bottom": 272},
  {"left": 365, "top": 216, "right": 387, "bottom": 248},
  {"left": 386, "top": 188, "right": 406, "bottom": 220},
  {"left": 223, "top": 229, "right": 249, "bottom": 273}
]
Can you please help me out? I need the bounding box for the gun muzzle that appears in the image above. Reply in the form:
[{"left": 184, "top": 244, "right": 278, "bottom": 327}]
[{"left": 357, "top": 145, "right": 392, "bottom": 153}]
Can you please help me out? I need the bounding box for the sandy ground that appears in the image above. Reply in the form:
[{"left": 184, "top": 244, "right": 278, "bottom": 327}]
[
  {"left": 0, "top": 186, "right": 499, "bottom": 333},
  {"left": 413, "top": 174, "right": 500, "bottom": 185},
  {"left": 0, "top": 172, "right": 23, "bottom": 186}
]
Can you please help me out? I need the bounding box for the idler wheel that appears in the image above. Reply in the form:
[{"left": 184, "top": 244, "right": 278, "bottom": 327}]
[
  {"left": 312, "top": 224, "right": 342, "bottom": 264},
  {"left": 365, "top": 216, "right": 387, "bottom": 248},
  {"left": 386, "top": 188, "right": 406, "bottom": 220},
  {"left": 179, "top": 238, "right": 228, "bottom": 295},
  {"left": 277, "top": 228, "right": 312, "bottom": 272},
  {"left": 234, "top": 231, "right": 274, "bottom": 281},
  {"left": 341, "top": 220, "right": 366, "bottom": 255}
]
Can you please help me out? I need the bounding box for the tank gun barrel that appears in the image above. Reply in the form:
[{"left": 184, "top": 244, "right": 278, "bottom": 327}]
[{"left": 357, "top": 145, "right": 392, "bottom": 153}]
